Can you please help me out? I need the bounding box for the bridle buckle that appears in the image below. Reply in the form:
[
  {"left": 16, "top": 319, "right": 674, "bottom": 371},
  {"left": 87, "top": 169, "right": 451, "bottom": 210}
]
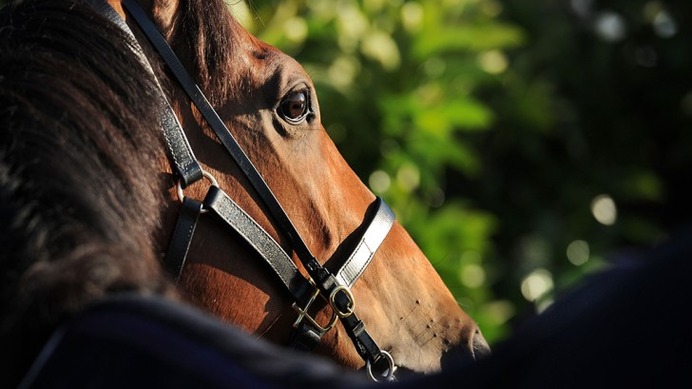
[
  {"left": 329, "top": 285, "right": 355, "bottom": 318},
  {"left": 292, "top": 282, "right": 338, "bottom": 336}
]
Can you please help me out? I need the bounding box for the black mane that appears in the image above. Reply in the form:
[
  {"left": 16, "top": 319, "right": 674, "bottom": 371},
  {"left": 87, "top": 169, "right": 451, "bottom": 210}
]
[{"left": 0, "top": 1, "right": 177, "bottom": 384}]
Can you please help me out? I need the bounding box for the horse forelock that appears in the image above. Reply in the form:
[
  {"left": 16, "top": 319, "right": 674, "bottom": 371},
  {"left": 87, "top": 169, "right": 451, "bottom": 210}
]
[{"left": 158, "top": 0, "right": 240, "bottom": 105}]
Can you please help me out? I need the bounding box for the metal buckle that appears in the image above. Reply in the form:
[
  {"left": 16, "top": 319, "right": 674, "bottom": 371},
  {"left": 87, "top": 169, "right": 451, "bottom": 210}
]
[
  {"left": 329, "top": 285, "right": 355, "bottom": 318},
  {"left": 366, "top": 350, "right": 396, "bottom": 382},
  {"left": 292, "top": 282, "right": 338, "bottom": 336}
]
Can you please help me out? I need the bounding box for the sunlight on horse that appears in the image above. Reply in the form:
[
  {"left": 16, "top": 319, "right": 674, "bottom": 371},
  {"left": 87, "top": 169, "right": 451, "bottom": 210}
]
[
  {"left": 0, "top": 0, "right": 489, "bottom": 384},
  {"left": 8, "top": 2, "right": 692, "bottom": 387},
  {"left": 113, "top": 0, "right": 490, "bottom": 374}
]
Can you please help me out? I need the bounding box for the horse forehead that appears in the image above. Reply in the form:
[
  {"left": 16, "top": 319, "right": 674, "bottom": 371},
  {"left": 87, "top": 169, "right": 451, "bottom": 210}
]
[{"left": 242, "top": 45, "right": 307, "bottom": 89}]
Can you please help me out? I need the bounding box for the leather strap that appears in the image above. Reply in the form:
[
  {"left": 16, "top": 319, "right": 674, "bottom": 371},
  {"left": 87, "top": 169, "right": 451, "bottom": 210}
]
[
  {"left": 87, "top": 0, "right": 203, "bottom": 187},
  {"left": 203, "top": 186, "right": 308, "bottom": 298},
  {"left": 336, "top": 198, "right": 395, "bottom": 288},
  {"left": 163, "top": 198, "right": 203, "bottom": 280},
  {"left": 203, "top": 186, "right": 329, "bottom": 351},
  {"left": 289, "top": 323, "right": 323, "bottom": 351}
]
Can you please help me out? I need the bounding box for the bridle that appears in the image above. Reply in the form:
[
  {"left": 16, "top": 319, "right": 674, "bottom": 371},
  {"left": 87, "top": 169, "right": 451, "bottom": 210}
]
[{"left": 90, "top": 0, "right": 398, "bottom": 381}]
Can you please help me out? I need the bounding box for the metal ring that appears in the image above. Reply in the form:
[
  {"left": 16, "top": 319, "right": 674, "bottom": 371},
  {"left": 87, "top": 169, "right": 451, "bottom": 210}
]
[
  {"left": 176, "top": 170, "right": 219, "bottom": 203},
  {"left": 365, "top": 350, "right": 396, "bottom": 382},
  {"left": 329, "top": 285, "right": 355, "bottom": 318}
]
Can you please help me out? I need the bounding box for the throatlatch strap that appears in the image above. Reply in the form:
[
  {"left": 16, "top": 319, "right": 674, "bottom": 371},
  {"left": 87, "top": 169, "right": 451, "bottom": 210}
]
[
  {"left": 289, "top": 323, "right": 323, "bottom": 351},
  {"left": 86, "top": 0, "right": 203, "bottom": 187},
  {"left": 164, "top": 198, "right": 203, "bottom": 280}
]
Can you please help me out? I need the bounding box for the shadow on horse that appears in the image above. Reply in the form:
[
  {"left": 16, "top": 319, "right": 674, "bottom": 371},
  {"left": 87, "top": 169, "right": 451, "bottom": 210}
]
[{"left": 0, "top": 0, "right": 488, "bottom": 386}]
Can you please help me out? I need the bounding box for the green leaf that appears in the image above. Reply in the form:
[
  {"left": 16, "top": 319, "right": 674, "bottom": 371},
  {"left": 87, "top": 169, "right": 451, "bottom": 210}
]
[
  {"left": 415, "top": 98, "right": 493, "bottom": 132},
  {"left": 414, "top": 23, "right": 525, "bottom": 58}
]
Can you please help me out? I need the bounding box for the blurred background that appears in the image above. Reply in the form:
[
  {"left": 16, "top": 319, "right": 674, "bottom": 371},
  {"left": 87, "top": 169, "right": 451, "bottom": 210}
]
[{"left": 235, "top": 0, "right": 692, "bottom": 345}]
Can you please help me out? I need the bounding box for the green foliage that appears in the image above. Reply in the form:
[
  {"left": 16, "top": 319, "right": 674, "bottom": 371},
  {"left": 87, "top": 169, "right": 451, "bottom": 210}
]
[{"left": 240, "top": 0, "right": 692, "bottom": 345}]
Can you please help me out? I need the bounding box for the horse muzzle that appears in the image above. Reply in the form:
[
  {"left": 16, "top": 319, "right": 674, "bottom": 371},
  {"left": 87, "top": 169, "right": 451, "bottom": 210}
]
[{"left": 438, "top": 326, "right": 491, "bottom": 372}]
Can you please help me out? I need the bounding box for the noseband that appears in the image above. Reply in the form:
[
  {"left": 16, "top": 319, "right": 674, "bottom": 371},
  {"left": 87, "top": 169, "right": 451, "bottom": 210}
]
[{"left": 91, "top": 0, "right": 398, "bottom": 381}]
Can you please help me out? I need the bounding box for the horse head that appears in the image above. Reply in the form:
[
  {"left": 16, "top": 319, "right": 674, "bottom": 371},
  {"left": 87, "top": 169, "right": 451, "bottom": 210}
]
[{"left": 110, "top": 0, "right": 490, "bottom": 377}]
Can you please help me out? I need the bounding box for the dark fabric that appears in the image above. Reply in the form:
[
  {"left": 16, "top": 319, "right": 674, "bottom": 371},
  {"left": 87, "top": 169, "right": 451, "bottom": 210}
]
[
  {"left": 20, "top": 226, "right": 692, "bottom": 388},
  {"left": 397, "top": 225, "right": 692, "bottom": 388},
  {"left": 19, "top": 294, "right": 368, "bottom": 389}
]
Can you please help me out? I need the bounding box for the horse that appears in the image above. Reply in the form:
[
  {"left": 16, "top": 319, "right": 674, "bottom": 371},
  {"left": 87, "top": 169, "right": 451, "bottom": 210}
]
[
  {"left": 0, "top": 3, "right": 364, "bottom": 387},
  {"left": 116, "top": 0, "right": 491, "bottom": 374},
  {"left": 1, "top": 0, "right": 490, "bottom": 382}
]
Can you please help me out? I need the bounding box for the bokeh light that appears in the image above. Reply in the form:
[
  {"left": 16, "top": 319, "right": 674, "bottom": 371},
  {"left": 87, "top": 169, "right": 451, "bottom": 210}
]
[
  {"left": 369, "top": 170, "right": 391, "bottom": 194},
  {"left": 520, "top": 269, "right": 554, "bottom": 302},
  {"left": 591, "top": 194, "right": 617, "bottom": 226},
  {"left": 477, "top": 50, "right": 508, "bottom": 74},
  {"left": 594, "top": 11, "right": 626, "bottom": 42},
  {"left": 566, "top": 240, "right": 590, "bottom": 266},
  {"left": 459, "top": 264, "right": 486, "bottom": 288},
  {"left": 396, "top": 164, "right": 420, "bottom": 192}
]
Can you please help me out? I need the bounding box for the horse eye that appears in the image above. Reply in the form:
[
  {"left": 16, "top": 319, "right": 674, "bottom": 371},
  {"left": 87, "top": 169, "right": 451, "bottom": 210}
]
[{"left": 278, "top": 90, "right": 309, "bottom": 123}]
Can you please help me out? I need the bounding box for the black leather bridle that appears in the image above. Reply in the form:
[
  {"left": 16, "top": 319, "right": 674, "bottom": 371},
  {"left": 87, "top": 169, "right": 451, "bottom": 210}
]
[{"left": 90, "top": 0, "right": 398, "bottom": 381}]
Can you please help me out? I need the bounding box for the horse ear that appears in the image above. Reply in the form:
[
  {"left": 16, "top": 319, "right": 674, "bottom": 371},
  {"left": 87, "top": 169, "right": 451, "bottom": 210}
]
[{"left": 106, "top": 0, "right": 126, "bottom": 19}]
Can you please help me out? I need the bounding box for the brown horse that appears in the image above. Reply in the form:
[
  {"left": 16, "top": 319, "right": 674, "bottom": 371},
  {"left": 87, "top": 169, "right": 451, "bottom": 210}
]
[
  {"left": 104, "top": 0, "right": 490, "bottom": 377},
  {"left": 0, "top": 0, "right": 488, "bottom": 382},
  {"left": 1, "top": 3, "right": 361, "bottom": 387}
]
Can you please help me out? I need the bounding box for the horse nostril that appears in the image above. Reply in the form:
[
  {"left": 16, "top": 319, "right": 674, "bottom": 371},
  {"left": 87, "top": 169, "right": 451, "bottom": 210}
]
[
  {"left": 439, "top": 326, "right": 491, "bottom": 370},
  {"left": 471, "top": 327, "right": 491, "bottom": 360}
]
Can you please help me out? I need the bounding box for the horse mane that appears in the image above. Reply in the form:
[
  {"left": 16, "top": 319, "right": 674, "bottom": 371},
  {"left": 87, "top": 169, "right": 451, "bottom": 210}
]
[{"left": 0, "top": 0, "right": 178, "bottom": 384}]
